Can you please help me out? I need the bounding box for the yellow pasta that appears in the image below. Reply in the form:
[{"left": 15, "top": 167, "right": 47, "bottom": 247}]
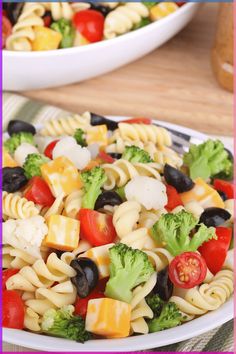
[
  {"left": 102, "top": 159, "right": 161, "bottom": 190},
  {"left": 64, "top": 190, "right": 83, "bottom": 219},
  {"left": 41, "top": 2, "right": 73, "bottom": 20},
  {"left": 2, "top": 191, "right": 39, "bottom": 219},
  {"left": 39, "top": 112, "right": 91, "bottom": 136},
  {"left": 6, "top": 2, "right": 45, "bottom": 51}
]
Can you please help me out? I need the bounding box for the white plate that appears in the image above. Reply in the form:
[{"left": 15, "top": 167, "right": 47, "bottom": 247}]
[
  {"left": 3, "top": 3, "right": 201, "bottom": 91},
  {"left": 3, "top": 117, "right": 233, "bottom": 351}
]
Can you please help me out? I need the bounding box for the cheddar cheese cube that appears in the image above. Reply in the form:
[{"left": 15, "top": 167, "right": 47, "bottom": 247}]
[
  {"left": 85, "top": 298, "right": 131, "bottom": 338},
  {"left": 81, "top": 243, "right": 114, "bottom": 279},
  {"left": 32, "top": 26, "right": 62, "bottom": 51},
  {"left": 45, "top": 215, "right": 80, "bottom": 251},
  {"left": 150, "top": 2, "right": 179, "bottom": 21},
  {"left": 41, "top": 156, "right": 83, "bottom": 197},
  {"left": 86, "top": 125, "right": 108, "bottom": 147},
  {"left": 3, "top": 147, "right": 18, "bottom": 167},
  {"left": 180, "top": 177, "right": 224, "bottom": 209}
]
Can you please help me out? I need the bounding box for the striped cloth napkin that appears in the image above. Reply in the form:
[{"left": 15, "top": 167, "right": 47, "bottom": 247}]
[{"left": 2, "top": 93, "right": 234, "bottom": 353}]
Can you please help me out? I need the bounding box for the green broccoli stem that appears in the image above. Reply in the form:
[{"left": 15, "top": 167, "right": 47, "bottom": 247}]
[
  {"left": 105, "top": 271, "right": 133, "bottom": 304},
  {"left": 81, "top": 184, "right": 102, "bottom": 209}
]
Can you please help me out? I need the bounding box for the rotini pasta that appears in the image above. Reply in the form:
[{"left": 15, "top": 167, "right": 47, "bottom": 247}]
[
  {"left": 104, "top": 3, "right": 149, "bottom": 39},
  {"left": 43, "top": 193, "right": 64, "bottom": 219},
  {"left": 2, "top": 191, "right": 39, "bottom": 219},
  {"left": 64, "top": 190, "right": 83, "bottom": 219},
  {"left": 144, "top": 248, "right": 174, "bottom": 271},
  {"left": 113, "top": 201, "right": 149, "bottom": 249},
  {"left": 170, "top": 269, "right": 233, "bottom": 317},
  {"left": 6, "top": 2, "right": 45, "bottom": 51},
  {"left": 102, "top": 159, "right": 161, "bottom": 190},
  {"left": 115, "top": 123, "right": 172, "bottom": 147},
  {"left": 139, "top": 208, "right": 167, "bottom": 228},
  {"left": 41, "top": 2, "right": 74, "bottom": 20},
  {"left": 3, "top": 245, "right": 37, "bottom": 269},
  {"left": 39, "top": 112, "right": 91, "bottom": 136},
  {"left": 130, "top": 272, "right": 156, "bottom": 334}
]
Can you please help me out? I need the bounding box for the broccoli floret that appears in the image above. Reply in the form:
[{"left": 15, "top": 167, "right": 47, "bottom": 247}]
[
  {"left": 133, "top": 18, "right": 151, "bottom": 30},
  {"left": 23, "top": 153, "right": 49, "bottom": 179},
  {"left": 142, "top": 2, "right": 156, "bottom": 9},
  {"left": 151, "top": 210, "right": 216, "bottom": 256},
  {"left": 183, "top": 139, "right": 233, "bottom": 181},
  {"left": 105, "top": 243, "right": 155, "bottom": 303},
  {"left": 51, "top": 19, "right": 75, "bottom": 48},
  {"left": 148, "top": 302, "right": 182, "bottom": 332},
  {"left": 41, "top": 305, "right": 91, "bottom": 343},
  {"left": 122, "top": 146, "right": 153, "bottom": 163},
  {"left": 81, "top": 166, "right": 107, "bottom": 209},
  {"left": 146, "top": 294, "right": 164, "bottom": 316},
  {"left": 4, "top": 132, "right": 34, "bottom": 154},
  {"left": 73, "top": 128, "right": 87, "bottom": 147}
]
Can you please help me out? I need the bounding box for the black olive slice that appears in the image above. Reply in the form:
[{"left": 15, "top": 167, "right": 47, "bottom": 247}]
[
  {"left": 90, "top": 113, "right": 118, "bottom": 131},
  {"left": 152, "top": 267, "right": 173, "bottom": 301},
  {"left": 3, "top": 167, "right": 28, "bottom": 193},
  {"left": 95, "top": 191, "right": 123, "bottom": 210},
  {"left": 164, "top": 164, "right": 194, "bottom": 193},
  {"left": 7, "top": 120, "right": 36, "bottom": 136},
  {"left": 199, "top": 207, "right": 231, "bottom": 227}
]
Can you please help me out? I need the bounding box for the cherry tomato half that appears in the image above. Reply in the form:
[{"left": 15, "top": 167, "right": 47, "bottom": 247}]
[
  {"left": 3, "top": 269, "right": 20, "bottom": 290},
  {"left": 44, "top": 140, "right": 59, "bottom": 159},
  {"left": 213, "top": 179, "right": 234, "bottom": 200},
  {"left": 78, "top": 209, "right": 117, "bottom": 246},
  {"left": 24, "top": 176, "right": 55, "bottom": 207},
  {"left": 165, "top": 184, "right": 183, "bottom": 211},
  {"left": 2, "top": 15, "right": 12, "bottom": 48},
  {"left": 98, "top": 150, "right": 114, "bottom": 163},
  {"left": 3, "top": 290, "right": 24, "bottom": 329},
  {"left": 73, "top": 10, "right": 104, "bottom": 43},
  {"left": 169, "top": 252, "right": 207, "bottom": 289},
  {"left": 75, "top": 287, "right": 105, "bottom": 319},
  {"left": 121, "top": 117, "right": 152, "bottom": 125},
  {"left": 198, "top": 227, "right": 232, "bottom": 275}
]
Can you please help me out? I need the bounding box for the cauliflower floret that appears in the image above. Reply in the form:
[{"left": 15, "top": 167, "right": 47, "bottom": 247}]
[
  {"left": 14, "top": 143, "right": 39, "bottom": 166},
  {"left": 125, "top": 176, "right": 167, "bottom": 210},
  {"left": 53, "top": 136, "right": 91, "bottom": 170},
  {"left": 3, "top": 216, "right": 48, "bottom": 259}
]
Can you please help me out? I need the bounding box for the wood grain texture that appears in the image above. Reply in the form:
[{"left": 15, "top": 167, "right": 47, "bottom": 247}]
[{"left": 22, "top": 3, "right": 233, "bottom": 136}]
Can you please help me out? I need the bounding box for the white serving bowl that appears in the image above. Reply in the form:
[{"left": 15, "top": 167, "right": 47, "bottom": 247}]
[
  {"left": 3, "top": 3, "right": 201, "bottom": 91},
  {"left": 3, "top": 117, "right": 233, "bottom": 352}
]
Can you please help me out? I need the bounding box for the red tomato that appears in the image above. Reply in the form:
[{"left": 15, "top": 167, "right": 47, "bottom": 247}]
[
  {"left": 169, "top": 252, "right": 207, "bottom": 289},
  {"left": 165, "top": 184, "right": 183, "bottom": 211},
  {"left": 73, "top": 10, "right": 104, "bottom": 43},
  {"left": 98, "top": 150, "right": 114, "bottom": 163},
  {"left": 175, "top": 2, "right": 186, "bottom": 6},
  {"left": 2, "top": 15, "right": 12, "bottom": 48},
  {"left": 43, "top": 14, "right": 52, "bottom": 27},
  {"left": 75, "top": 288, "right": 105, "bottom": 318},
  {"left": 213, "top": 179, "right": 234, "bottom": 200},
  {"left": 3, "top": 290, "right": 24, "bottom": 329},
  {"left": 3, "top": 269, "right": 20, "bottom": 290},
  {"left": 78, "top": 209, "right": 117, "bottom": 246},
  {"left": 24, "top": 176, "right": 55, "bottom": 207},
  {"left": 198, "top": 227, "right": 232, "bottom": 275},
  {"left": 121, "top": 117, "right": 152, "bottom": 125},
  {"left": 44, "top": 140, "right": 59, "bottom": 159}
]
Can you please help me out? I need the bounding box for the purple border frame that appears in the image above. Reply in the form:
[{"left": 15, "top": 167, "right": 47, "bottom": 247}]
[{"left": 0, "top": 0, "right": 235, "bottom": 353}]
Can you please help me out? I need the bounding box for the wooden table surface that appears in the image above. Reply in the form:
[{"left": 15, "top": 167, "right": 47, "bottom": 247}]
[{"left": 23, "top": 3, "right": 233, "bottom": 137}]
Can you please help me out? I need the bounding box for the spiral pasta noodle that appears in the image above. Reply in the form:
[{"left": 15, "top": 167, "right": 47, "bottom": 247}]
[
  {"left": 6, "top": 2, "right": 45, "bottom": 51},
  {"left": 41, "top": 2, "right": 73, "bottom": 20},
  {"left": 113, "top": 201, "right": 150, "bottom": 249},
  {"left": 130, "top": 272, "right": 156, "bottom": 334},
  {"left": 2, "top": 191, "right": 39, "bottom": 219},
  {"left": 3, "top": 245, "right": 37, "bottom": 269},
  {"left": 224, "top": 199, "right": 234, "bottom": 223},
  {"left": 102, "top": 159, "right": 161, "bottom": 190},
  {"left": 116, "top": 123, "right": 172, "bottom": 147},
  {"left": 144, "top": 248, "right": 174, "bottom": 271},
  {"left": 39, "top": 112, "right": 91, "bottom": 136},
  {"left": 64, "top": 190, "right": 83, "bottom": 219},
  {"left": 43, "top": 193, "right": 65, "bottom": 219},
  {"left": 100, "top": 2, "right": 119, "bottom": 9},
  {"left": 170, "top": 269, "right": 233, "bottom": 317},
  {"left": 104, "top": 3, "right": 149, "bottom": 39},
  {"left": 6, "top": 252, "right": 76, "bottom": 292},
  {"left": 139, "top": 208, "right": 167, "bottom": 229}
]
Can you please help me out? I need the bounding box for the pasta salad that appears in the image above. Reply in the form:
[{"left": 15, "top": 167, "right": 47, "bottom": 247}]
[
  {"left": 2, "top": 2, "right": 185, "bottom": 51},
  {"left": 2, "top": 113, "right": 234, "bottom": 342}
]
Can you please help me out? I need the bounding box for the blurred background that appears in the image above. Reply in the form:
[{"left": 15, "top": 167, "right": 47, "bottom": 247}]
[{"left": 19, "top": 2, "right": 233, "bottom": 137}]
